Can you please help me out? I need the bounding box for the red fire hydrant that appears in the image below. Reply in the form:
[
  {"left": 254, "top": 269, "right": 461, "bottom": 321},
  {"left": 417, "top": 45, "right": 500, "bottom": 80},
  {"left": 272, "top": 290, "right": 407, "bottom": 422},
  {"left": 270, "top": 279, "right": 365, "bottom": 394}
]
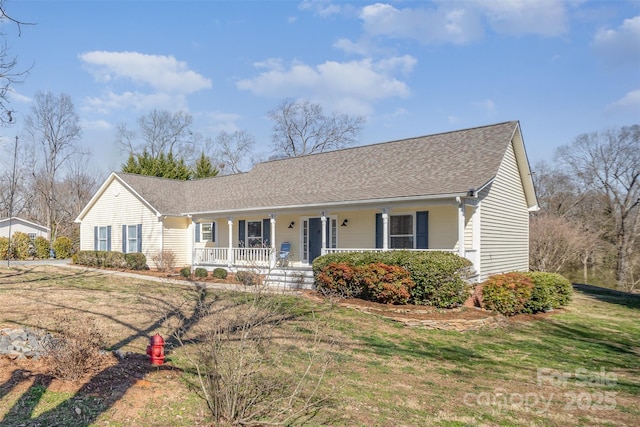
[{"left": 146, "top": 333, "right": 165, "bottom": 365}]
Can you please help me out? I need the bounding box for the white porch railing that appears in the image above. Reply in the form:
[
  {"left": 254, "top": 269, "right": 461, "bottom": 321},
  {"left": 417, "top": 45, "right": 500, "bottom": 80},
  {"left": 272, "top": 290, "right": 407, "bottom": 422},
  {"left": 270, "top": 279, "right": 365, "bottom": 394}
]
[{"left": 195, "top": 247, "right": 274, "bottom": 266}]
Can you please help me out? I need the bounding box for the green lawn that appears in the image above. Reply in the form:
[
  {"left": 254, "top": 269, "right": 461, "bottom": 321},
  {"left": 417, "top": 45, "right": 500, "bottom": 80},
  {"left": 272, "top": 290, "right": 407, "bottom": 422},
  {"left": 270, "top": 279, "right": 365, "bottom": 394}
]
[{"left": 0, "top": 266, "right": 638, "bottom": 426}]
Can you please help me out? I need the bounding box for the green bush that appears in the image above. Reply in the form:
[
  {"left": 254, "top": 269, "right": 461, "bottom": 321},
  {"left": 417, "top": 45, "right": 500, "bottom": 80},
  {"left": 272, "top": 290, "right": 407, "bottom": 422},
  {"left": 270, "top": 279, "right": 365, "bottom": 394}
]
[
  {"left": 481, "top": 272, "right": 534, "bottom": 316},
  {"left": 103, "top": 251, "right": 126, "bottom": 268},
  {"left": 53, "top": 236, "right": 73, "bottom": 259},
  {"left": 11, "top": 232, "right": 32, "bottom": 259},
  {"left": 357, "top": 263, "right": 414, "bottom": 304},
  {"left": 180, "top": 267, "right": 191, "bottom": 278},
  {"left": 125, "top": 252, "right": 147, "bottom": 270},
  {"left": 316, "top": 262, "right": 361, "bottom": 299},
  {"left": 524, "top": 272, "right": 573, "bottom": 312},
  {"left": 313, "top": 251, "right": 473, "bottom": 308},
  {"left": 195, "top": 267, "right": 208, "bottom": 278},
  {"left": 0, "top": 237, "right": 9, "bottom": 260},
  {"left": 235, "top": 270, "right": 260, "bottom": 286},
  {"left": 213, "top": 268, "right": 228, "bottom": 279},
  {"left": 34, "top": 236, "right": 50, "bottom": 259}
]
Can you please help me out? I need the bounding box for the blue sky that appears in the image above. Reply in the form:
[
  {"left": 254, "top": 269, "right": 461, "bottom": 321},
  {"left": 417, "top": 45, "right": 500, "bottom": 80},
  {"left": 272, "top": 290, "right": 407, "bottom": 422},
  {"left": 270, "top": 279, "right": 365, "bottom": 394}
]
[{"left": 2, "top": 0, "right": 639, "bottom": 174}]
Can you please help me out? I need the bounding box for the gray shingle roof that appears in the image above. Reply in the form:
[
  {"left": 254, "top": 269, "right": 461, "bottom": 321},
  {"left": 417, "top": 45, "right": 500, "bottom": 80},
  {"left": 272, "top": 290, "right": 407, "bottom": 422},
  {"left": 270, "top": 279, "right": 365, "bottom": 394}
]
[{"left": 116, "top": 121, "right": 520, "bottom": 215}]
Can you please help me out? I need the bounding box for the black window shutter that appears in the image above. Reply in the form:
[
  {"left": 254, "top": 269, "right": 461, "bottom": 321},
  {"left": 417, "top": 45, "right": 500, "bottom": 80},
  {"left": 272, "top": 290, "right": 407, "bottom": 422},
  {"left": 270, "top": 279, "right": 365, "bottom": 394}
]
[
  {"left": 137, "top": 224, "right": 142, "bottom": 252},
  {"left": 107, "top": 225, "right": 112, "bottom": 251},
  {"left": 238, "top": 220, "right": 245, "bottom": 246},
  {"left": 122, "top": 225, "right": 127, "bottom": 253},
  {"left": 262, "top": 218, "right": 270, "bottom": 246},
  {"left": 210, "top": 222, "right": 215, "bottom": 242},
  {"left": 195, "top": 223, "right": 200, "bottom": 243},
  {"left": 375, "top": 213, "right": 382, "bottom": 249},
  {"left": 94, "top": 226, "right": 98, "bottom": 251},
  {"left": 416, "top": 211, "right": 429, "bottom": 249}
]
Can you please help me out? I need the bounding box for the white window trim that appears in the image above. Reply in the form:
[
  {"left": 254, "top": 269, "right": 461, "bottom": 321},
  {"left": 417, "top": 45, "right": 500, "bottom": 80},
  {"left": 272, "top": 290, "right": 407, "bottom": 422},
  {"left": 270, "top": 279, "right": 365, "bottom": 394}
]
[{"left": 389, "top": 212, "right": 415, "bottom": 249}]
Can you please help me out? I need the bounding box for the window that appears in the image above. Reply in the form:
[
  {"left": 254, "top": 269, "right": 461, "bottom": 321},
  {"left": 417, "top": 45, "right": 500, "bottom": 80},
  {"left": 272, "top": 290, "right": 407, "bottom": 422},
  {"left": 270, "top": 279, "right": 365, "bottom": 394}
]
[
  {"left": 127, "top": 225, "right": 138, "bottom": 253},
  {"left": 121, "top": 224, "right": 141, "bottom": 253},
  {"left": 201, "top": 223, "right": 214, "bottom": 242},
  {"left": 247, "top": 221, "right": 262, "bottom": 247},
  {"left": 28, "top": 233, "right": 36, "bottom": 242},
  {"left": 390, "top": 214, "right": 413, "bottom": 249},
  {"left": 98, "top": 226, "right": 109, "bottom": 251}
]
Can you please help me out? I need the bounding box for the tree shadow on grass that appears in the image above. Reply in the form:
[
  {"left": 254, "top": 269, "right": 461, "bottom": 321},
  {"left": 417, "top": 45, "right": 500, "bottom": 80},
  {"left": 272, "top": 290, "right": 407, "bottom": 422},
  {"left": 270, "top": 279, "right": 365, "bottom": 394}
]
[
  {"left": 0, "top": 284, "right": 216, "bottom": 426},
  {"left": 573, "top": 283, "right": 640, "bottom": 309}
]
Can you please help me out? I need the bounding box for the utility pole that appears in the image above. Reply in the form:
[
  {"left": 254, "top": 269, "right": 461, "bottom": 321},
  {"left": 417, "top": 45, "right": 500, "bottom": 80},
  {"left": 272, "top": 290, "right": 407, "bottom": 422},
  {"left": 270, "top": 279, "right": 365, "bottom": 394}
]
[{"left": 7, "top": 135, "right": 18, "bottom": 267}]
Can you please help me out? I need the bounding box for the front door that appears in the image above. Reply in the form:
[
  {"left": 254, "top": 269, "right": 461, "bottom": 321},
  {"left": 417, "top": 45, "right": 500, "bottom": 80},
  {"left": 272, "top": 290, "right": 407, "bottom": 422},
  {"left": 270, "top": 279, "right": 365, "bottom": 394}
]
[{"left": 304, "top": 217, "right": 336, "bottom": 263}]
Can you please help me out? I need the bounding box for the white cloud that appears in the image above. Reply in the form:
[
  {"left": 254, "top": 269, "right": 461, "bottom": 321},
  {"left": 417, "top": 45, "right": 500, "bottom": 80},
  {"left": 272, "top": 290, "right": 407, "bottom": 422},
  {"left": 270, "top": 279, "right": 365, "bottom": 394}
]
[
  {"left": 79, "top": 51, "right": 212, "bottom": 94},
  {"left": 78, "top": 51, "right": 210, "bottom": 114},
  {"left": 359, "top": 3, "right": 484, "bottom": 45},
  {"left": 236, "top": 57, "right": 413, "bottom": 115},
  {"left": 472, "top": 99, "right": 497, "bottom": 115},
  {"left": 606, "top": 89, "right": 640, "bottom": 112},
  {"left": 478, "top": 0, "right": 568, "bottom": 36},
  {"left": 81, "top": 119, "right": 112, "bottom": 131},
  {"left": 592, "top": 16, "right": 640, "bottom": 67},
  {"left": 84, "top": 91, "right": 186, "bottom": 114},
  {"left": 299, "top": 0, "right": 343, "bottom": 17}
]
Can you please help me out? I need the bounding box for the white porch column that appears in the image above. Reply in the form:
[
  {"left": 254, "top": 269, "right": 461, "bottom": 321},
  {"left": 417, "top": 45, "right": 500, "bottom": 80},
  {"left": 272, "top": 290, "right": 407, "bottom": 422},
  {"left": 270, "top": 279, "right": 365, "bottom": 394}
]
[
  {"left": 189, "top": 217, "right": 195, "bottom": 270},
  {"left": 321, "top": 212, "right": 327, "bottom": 254},
  {"left": 382, "top": 208, "right": 389, "bottom": 250},
  {"left": 457, "top": 197, "right": 465, "bottom": 257},
  {"left": 227, "top": 217, "right": 234, "bottom": 265},
  {"left": 270, "top": 214, "right": 276, "bottom": 249}
]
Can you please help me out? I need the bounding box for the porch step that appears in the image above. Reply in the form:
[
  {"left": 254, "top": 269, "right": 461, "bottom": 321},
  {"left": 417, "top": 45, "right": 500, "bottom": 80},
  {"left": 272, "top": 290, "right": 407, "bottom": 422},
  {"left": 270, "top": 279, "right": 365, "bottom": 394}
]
[{"left": 263, "top": 268, "right": 315, "bottom": 290}]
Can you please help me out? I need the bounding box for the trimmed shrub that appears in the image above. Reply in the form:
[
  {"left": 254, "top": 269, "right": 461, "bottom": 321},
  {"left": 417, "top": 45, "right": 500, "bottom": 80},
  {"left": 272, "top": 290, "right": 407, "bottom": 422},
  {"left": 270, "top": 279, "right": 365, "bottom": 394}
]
[
  {"left": 0, "top": 237, "right": 9, "bottom": 260},
  {"left": 213, "top": 268, "right": 228, "bottom": 279},
  {"left": 316, "top": 262, "right": 361, "bottom": 299},
  {"left": 125, "top": 252, "right": 147, "bottom": 270},
  {"left": 103, "top": 251, "right": 126, "bottom": 268},
  {"left": 524, "top": 271, "right": 573, "bottom": 312},
  {"left": 53, "top": 236, "right": 73, "bottom": 259},
  {"left": 356, "top": 263, "right": 414, "bottom": 304},
  {"left": 235, "top": 270, "right": 260, "bottom": 286},
  {"left": 195, "top": 267, "right": 208, "bottom": 278},
  {"left": 313, "top": 251, "right": 473, "bottom": 308},
  {"left": 481, "top": 272, "right": 534, "bottom": 316},
  {"left": 11, "top": 232, "right": 32, "bottom": 259},
  {"left": 180, "top": 267, "right": 192, "bottom": 278},
  {"left": 34, "top": 236, "right": 50, "bottom": 259}
]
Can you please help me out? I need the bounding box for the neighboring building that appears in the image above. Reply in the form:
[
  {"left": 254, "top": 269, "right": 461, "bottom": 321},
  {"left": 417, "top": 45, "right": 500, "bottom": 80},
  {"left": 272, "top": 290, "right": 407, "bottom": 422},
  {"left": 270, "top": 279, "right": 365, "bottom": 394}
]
[
  {"left": 76, "top": 121, "right": 538, "bottom": 285},
  {"left": 0, "top": 217, "right": 50, "bottom": 241}
]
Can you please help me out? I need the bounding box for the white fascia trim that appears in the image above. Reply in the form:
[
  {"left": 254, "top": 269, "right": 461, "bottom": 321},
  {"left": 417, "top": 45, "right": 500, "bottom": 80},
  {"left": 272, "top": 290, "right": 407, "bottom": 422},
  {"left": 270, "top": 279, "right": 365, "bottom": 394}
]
[{"left": 183, "top": 192, "right": 470, "bottom": 217}]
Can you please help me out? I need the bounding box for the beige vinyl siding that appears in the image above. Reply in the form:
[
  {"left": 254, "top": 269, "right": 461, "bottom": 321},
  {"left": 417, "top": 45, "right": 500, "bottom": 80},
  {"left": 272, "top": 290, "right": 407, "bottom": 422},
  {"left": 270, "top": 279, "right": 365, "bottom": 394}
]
[
  {"left": 479, "top": 140, "right": 529, "bottom": 281},
  {"left": 162, "top": 217, "right": 191, "bottom": 267},
  {"left": 80, "top": 179, "right": 162, "bottom": 260}
]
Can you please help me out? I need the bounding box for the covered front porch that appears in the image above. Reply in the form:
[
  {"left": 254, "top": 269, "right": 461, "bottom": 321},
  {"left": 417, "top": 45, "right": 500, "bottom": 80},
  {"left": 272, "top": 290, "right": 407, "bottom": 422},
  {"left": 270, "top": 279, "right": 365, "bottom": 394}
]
[{"left": 190, "top": 197, "right": 481, "bottom": 281}]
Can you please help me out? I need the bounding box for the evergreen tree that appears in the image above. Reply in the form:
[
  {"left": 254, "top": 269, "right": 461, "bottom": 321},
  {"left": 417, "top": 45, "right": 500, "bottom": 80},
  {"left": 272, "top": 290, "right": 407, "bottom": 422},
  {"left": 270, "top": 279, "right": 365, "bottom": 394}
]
[
  {"left": 194, "top": 152, "right": 219, "bottom": 178},
  {"left": 121, "top": 150, "right": 193, "bottom": 180}
]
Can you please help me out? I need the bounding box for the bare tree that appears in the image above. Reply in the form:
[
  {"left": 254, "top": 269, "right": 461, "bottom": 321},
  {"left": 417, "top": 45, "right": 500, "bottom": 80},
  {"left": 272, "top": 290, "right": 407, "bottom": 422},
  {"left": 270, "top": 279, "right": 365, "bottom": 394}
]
[
  {"left": 213, "top": 130, "right": 255, "bottom": 174},
  {"left": 116, "top": 109, "right": 198, "bottom": 162},
  {"left": 24, "top": 91, "right": 82, "bottom": 242},
  {"left": 268, "top": 99, "right": 365, "bottom": 157},
  {"left": 0, "top": 1, "right": 33, "bottom": 125},
  {"left": 556, "top": 125, "right": 640, "bottom": 289}
]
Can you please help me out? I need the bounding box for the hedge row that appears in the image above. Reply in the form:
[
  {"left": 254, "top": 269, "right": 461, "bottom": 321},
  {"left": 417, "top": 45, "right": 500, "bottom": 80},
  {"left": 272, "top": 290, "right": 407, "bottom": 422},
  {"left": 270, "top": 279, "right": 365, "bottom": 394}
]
[
  {"left": 313, "top": 251, "right": 474, "bottom": 308},
  {"left": 481, "top": 271, "right": 572, "bottom": 316},
  {"left": 0, "top": 233, "right": 72, "bottom": 260},
  {"left": 73, "top": 250, "right": 148, "bottom": 270}
]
